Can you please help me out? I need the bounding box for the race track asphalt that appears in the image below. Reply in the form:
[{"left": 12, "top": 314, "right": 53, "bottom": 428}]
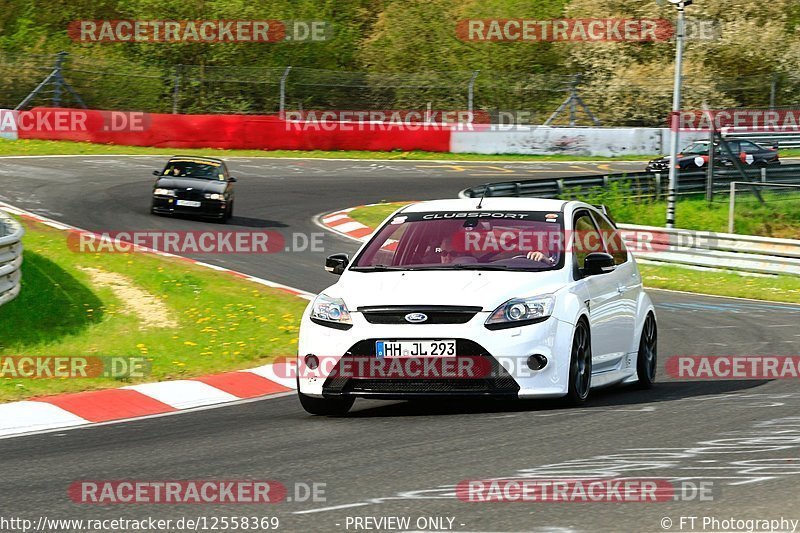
[{"left": 1, "top": 155, "right": 799, "bottom": 533}]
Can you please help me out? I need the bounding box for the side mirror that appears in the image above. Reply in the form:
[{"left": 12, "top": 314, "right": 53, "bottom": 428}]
[
  {"left": 228, "top": 176, "right": 237, "bottom": 182},
  {"left": 325, "top": 253, "right": 349, "bottom": 275},
  {"left": 152, "top": 170, "right": 161, "bottom": 176},
  {"left": 583, "top": 252, "right": 615, "bottom": 276}
]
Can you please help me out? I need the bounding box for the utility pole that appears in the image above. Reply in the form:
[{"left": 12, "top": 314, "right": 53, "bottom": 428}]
[{"left": 665, "top": 0, "right": 691, "bottom": 228}]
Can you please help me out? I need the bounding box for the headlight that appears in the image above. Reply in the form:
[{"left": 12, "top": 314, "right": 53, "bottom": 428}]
[
  {"left": 204, "top": 193, "right": 224, "bottom": 200},
  {"left": 485, "top": 295, "right": 555, "bottom": 330},
  {"left": 310, "top": 294, "right": 352, "bottom": 330},
  {"left": 154, "top": 188, "right": 175, "bottom": 196}
]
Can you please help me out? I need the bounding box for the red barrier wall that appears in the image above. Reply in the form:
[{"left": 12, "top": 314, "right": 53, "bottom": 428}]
[{"left": 16, "top": 108, "right": 452, "bottom": 152}]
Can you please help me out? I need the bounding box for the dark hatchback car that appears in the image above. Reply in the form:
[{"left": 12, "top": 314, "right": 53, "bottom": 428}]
[
  {"left": 646, "top": 140, "right": 780, "bottom": 172},
  {"left": 151, "top": 157, "right": 236, "bottom": 221}
]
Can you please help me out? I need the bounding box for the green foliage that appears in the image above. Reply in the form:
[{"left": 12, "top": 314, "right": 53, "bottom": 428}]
[{"left": 1, "top": 0, "right": 798, "bottom": 123}]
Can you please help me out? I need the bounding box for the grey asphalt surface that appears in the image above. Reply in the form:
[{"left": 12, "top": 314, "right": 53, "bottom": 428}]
[{"left": 0, "top": 156, "right": 799, "bottom": 533}]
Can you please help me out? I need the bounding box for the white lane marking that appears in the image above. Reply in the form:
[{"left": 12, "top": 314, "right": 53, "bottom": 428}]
[
  {"left": 0, "top": 402, "right": 89, "bottom": 437},
  {"left": 123, "top": 381, "right": 239, "bottom": 409},
  {"left": 294, "top": 502, "right": 371, "bottom": 514}
]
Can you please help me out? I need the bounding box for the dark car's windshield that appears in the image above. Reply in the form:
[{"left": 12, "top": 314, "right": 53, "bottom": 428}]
[
  {"left": 162, "top": 159, "right": 225, "bottom": 180},
  {"left": 681, "top": 142, "right": 710, "bottom": 155},
  {"left": 352, "top": 210, "right": 566, "bottom": 272}
]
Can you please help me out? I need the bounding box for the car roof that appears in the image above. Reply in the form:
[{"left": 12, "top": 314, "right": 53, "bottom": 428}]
[
  {"left": 400, "top": 197, "right": 570, "bottom": 213},
  {"left": 168, "top": 156, "right": 224, "bottom": 163}
]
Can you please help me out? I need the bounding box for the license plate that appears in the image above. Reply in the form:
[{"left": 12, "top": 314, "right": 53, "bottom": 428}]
[
  {"left": 376, "top": 340, "right": 456, "bottom": 358},
  {"left": 176, "top": 200, "right": 201, "bottom": 207}
]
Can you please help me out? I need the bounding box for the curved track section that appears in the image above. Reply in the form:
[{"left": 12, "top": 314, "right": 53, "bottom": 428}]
[{"left": 1, "top": 156, "right": 799, "bottom": 532}]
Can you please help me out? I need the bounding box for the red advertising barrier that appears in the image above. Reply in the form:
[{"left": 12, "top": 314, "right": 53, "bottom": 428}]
[{"left": 15, "top": 107, "right": 452, "bottom": 152}]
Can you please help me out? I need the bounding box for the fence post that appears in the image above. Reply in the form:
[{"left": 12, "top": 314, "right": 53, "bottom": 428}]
[
  {"left": 761, "top": 166, "right": 767, "bottom": 183},
  {"left": 279, "top": 66, "right": 292, "bottom": 117},
  {"left": 770, "top": 74, "right": 777, "bottom": 109},
  {"left": 728, "top": 182, "right": 736, "bottom": 234},
  {"left": 172, "top": 65, "right": 182, "bottom": 114},
  {"left": 51, "top": 51, "right": 67, "bottom": 107},
  {"left": 467, "top": 70, "right": 480, "bottom": 117},
  {"left": 705, "top": 130, "right": 716, "bottom": 202},
  {"left": 654, "top": 172, "right": 662, "bottom": 200}
]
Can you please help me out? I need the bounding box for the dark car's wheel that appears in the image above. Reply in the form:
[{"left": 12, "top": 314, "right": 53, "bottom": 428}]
[
  {"left": 636, "top": 313, "right": 658, "bottom": 388},
  {"left": 225, "top": 201, "right": 234, "bottom": 220},
  {"left": 298, "top": 392, "right": 354, "bottom": 416},
  {"left": 565, "top": 319, "right": 592, "bottom": 406}
]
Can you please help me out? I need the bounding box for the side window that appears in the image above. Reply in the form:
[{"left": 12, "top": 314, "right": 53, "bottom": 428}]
[
  {"left": 593, "top": 213, "right": 628, "bottom": 265},
  {"left": 723, "top": 140, "right": 740, "bottom": 154},
  {"left": 572, "top": 211, "right": 603, "bottom": 270},
  {"left": 741, "top": 141, "right": 760, "bottom": 154}
]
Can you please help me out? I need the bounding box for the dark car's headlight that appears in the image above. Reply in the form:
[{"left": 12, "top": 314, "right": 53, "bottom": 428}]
[
  {"left": 486, "top": 295, "right": 555, "bottom": 330},
  {"left": 204, "top": 193, "right": 224, "bottom": 200},
  {"left": 153, "top": 188, "right": 175, "bottom": 196},
  {"left": 310, "top": 294, "right": 352, "bottom": 329}
]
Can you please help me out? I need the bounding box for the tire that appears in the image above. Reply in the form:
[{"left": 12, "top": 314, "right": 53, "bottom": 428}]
[
  {"left": 226, "top": 201, "right": 233, "bottom": 220},
  {"left": 565, "top": 319, "right": 592, "bottom": 406},
  {"left": 298, "top": 392, "right": 354, "bottom": 416},
  {"left": 636, "top": 313, "right": 658, "bottom": 389}
]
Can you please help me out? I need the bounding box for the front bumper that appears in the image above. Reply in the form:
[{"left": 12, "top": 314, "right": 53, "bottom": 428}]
[
  {"left": 297, "top": 310, "right": 575, "bottom": 400},
  {"left": 152, "top": 196, "right": 227, "bottom": 218}
]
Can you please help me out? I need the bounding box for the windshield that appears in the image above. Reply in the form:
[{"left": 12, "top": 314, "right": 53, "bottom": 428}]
[
  {"left": 352, "top": 210, "right": 565, "bottom": 271},
  {"left": 162, "top": 159, "right": 225, "bottom": 180},
  {"left": 681, "top": 142, "right": 710, "bottom": 155}
]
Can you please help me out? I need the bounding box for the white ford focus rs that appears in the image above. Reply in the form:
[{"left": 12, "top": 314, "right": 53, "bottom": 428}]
[{"left": 297, "top": 198, "right": 657, "bottom": 415}]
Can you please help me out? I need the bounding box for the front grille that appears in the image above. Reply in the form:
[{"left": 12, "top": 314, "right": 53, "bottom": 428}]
[
  {"left": 345, "top": 379, "right": 500, "bottom": 394},
  {"left": 358, "top": 306, "right": 481, "bottom": 325},
  {"left": 322, "top": 339, "right": 520, "bottom": 397},
  {"left": 175, "top": 189, "right": 205, "bottom": 201}
]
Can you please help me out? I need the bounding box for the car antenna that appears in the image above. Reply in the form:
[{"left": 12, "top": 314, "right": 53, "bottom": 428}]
[{"left": 476, "top": 183, "right": 489, "bottom": 209}]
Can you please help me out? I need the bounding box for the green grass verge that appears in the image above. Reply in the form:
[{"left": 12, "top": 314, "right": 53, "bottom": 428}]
[
  {"left": 345, "top": 202, "right": 800, "bottom": 304},
  {"left": 571, "top": 186, "right": 800, "bottom": 239},
  {"left": 348, "top": 203, "right": 411, "bottom": 229},
  {"left": 639, "top": 264, "right": 800, "bottom": 303},
  {"left": 0, "top": 217, "right": 307, "bottom": 402},
  {"left": 3, "top": 139, "right": 800, "bottom": 162},
  {"left": 0, "top": 138, "right": 674, "bottom": 161}
]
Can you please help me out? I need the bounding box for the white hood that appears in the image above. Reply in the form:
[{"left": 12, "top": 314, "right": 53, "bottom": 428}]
[{"left": 324, "top": 269, "right": 569, "bottom": 310}]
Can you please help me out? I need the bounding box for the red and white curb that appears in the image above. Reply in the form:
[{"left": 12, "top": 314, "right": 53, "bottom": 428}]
[
  {"left": 0, "top": 363, "right": 297, "bottom": 438},
  {"left": 319, "top": 203, "right": 409, "bottom": 242},
  {"left": 320, "top": 208, "right": 373, "bottom": 242},
  {"left": 0, "top": 202, "right": 310, "bottom": 439}
]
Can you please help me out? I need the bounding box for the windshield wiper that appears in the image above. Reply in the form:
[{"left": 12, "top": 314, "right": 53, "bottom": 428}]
[{"left": 350, "top": 265, "right": 414, "bottom": 272}]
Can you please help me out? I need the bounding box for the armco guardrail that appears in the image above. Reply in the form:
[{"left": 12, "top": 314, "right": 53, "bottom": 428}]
[
  {"left": 617, "top": 224, "right": 800, "bottom": 277},
  {"left": 0, "top": 211, "right": 24, "bottom": 307},
  {"left": 724, "top": 131, "right": 800, "bottom": 150},
  {"left": 460, "top": 164, "right": 800, "bottom": 200},
  {"left": 460, "top": 169, "right": 800, "bottom": 276}
]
